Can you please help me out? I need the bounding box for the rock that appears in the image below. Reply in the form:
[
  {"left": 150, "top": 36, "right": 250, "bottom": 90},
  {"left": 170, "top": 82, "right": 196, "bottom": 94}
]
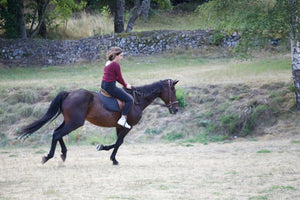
[{"left": 0, "top": 30, "right": 240, "bottom": 66}]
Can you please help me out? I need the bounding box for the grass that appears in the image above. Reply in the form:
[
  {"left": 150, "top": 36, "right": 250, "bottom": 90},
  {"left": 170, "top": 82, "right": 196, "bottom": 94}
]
[
  {"left": 0, "top": 52, "right": 291, "bottom": 88},
  {"left": 0, "top": 52, "right": 293, "bottom": 146},
  {"left": 48, "top": 12, "right": 114, "bottom": 40},
  {"left": 257, "top": 149, "right": 272, "bottom": 154}
]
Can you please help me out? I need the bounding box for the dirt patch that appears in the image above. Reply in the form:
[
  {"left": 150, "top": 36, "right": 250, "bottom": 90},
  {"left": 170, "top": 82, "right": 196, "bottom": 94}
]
[{"left": 0, "top": 137, "right": 299, "bottom": 199}]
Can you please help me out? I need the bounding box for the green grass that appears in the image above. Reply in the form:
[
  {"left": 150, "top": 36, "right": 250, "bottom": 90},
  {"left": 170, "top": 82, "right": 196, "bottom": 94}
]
[
  {"left": 0, "top": 53, "right": 291, "bottom": 89},
  {"left": 0, "top": 52, "right": 293, "bottom": 145},
  {"left": 269, "top": 185, "right": 296, "bottom": 191},
  {"left": 257, "top": 149, "right": 272, "bottom": 154},
  {"left": 291, "top": 140, "right": 300, "bottom": 144}
]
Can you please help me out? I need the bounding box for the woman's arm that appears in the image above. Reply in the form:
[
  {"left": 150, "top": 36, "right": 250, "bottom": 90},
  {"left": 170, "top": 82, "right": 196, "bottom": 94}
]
[{"left": 114, "top": 62, "right": 128, "bottom": 87}]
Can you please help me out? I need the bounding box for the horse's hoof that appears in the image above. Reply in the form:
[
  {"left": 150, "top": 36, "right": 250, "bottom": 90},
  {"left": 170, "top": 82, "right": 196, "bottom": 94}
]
[
  {"left": 96, "top": 144, "right": 104, "bottom": 151},
  {"left": 61, "top": 154, "right": 66, "bottom": 162},
  {"left": 111, "top": 158, "right": 119, "bottom": 165},
  {"left": 42, "top": 156, "right": 49, "bottom": 164},
  {"left": 113, "top": 160, "right": 119, "bottom": 165}
]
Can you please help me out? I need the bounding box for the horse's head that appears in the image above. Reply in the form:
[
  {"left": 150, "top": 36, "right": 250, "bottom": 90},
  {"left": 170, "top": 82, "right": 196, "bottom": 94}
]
[{"left": 160, "top": 79, "right": 179, "bottom": 114}]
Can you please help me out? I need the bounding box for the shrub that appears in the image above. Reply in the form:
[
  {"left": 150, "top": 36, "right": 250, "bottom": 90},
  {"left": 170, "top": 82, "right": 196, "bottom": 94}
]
[
  {"left": 176, "top": 89, "right": 187, "bottom": 108},
  {"left": 220, "top": 114, "right": 239, "bottom": 135}
]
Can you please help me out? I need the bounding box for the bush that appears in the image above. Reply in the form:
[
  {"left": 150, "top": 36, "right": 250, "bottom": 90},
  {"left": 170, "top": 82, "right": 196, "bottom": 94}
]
[
  {"left": 220, "top": 114, "right": 239, "bottom": 135},
  {"left": 176, "top": 88, "right": 187, "bottom": 108}
]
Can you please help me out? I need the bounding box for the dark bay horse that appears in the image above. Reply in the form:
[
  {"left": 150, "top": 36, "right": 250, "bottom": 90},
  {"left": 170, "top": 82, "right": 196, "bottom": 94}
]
[{"left": 19, "top": 79, "right": 179, "bottom": 165}]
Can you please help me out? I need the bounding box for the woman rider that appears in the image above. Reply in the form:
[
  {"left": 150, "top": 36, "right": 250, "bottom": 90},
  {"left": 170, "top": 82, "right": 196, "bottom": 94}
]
[{"left": 101, "top": 47, "right": 133, "bottom": 129}]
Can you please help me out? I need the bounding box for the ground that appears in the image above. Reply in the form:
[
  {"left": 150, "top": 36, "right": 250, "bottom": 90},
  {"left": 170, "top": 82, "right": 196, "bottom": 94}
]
[{"left": 1, "top": 135, "right": 299, "bottom": 200}]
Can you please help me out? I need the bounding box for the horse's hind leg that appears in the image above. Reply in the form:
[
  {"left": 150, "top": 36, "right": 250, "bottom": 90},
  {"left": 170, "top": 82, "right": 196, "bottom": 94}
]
[
  {"left": 59, "top": 138, "right": 67, "bottom": 162},
  {"left": 54, "top": 122, "right": 68, "bottom": 161},
  {"left": 42, "top": 122, "right": 83, "bottom": 164}
]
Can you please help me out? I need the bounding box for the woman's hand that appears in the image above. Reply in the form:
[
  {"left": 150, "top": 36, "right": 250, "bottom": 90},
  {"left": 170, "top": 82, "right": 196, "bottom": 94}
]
[{"left": 126, "top": 84, "right": 132, "bottom": 89}]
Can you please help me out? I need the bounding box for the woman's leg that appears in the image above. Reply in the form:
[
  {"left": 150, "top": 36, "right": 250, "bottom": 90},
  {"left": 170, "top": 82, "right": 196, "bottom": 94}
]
[{"left": 102, "top": 81, "right": 133, "bottom": 128}]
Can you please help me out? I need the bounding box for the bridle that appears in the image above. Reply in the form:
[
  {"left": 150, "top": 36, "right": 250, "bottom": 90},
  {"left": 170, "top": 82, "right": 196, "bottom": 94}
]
[
  {"left": 166, "top": 80, "right": 178, "bottom": 113},
  {"left": 148, "top": 80, "right": 178, "bottom": 113}
]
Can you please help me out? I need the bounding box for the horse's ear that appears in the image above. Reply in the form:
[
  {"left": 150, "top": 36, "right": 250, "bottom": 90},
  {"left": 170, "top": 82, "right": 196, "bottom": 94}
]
[{"left": 173, "top": 80, "right": 179, "bottom": 85}]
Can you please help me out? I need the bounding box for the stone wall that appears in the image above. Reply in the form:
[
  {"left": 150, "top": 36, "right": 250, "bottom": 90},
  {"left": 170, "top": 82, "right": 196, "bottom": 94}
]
[{"left": 0, "top": 30, "right": 240, "bottom": 66}]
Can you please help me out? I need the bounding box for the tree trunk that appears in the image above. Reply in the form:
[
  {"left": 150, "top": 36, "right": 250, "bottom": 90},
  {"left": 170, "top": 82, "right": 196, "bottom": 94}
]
[
  {"left": 114, "top": 0, "right": 125, "bottom": 33},
  {"left": 291, "top": 40, "right": 300, "bottom": 110},
  {"left": 288, "top": 0, "right": 300, "bottom": 110},
  {"left": 28, "top": 0, "right": 51, "bottom": 38},
  {"left": 37, "top": 0, "right": 47, "bottom": 38},
  {"left": 126, "top": 0, "right": 150, "bottom": 33},
  {"left": 6, "top": 0, "right": 26, "bottom": 38}
]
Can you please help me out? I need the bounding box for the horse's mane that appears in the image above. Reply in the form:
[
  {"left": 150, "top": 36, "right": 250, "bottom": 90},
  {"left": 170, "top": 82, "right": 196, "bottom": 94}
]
[{"left": 125, "top": 80, "right": 166, "bottom": 104}]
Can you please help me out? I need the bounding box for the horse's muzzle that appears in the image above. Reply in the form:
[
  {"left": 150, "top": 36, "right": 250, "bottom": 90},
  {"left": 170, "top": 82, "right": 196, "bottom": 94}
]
[{"left": 169, "top": 106, "right": 179, "bottom": 114}]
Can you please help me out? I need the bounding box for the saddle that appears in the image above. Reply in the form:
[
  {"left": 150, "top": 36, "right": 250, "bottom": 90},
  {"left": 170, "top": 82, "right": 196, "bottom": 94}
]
[{"left": 98, "top": 88, "right": 124, "bottom": 112}]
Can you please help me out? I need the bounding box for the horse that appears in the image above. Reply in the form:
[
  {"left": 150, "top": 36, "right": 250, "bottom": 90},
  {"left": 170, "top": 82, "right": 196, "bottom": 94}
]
[{"left": 18, "top": 79, "right": 179, "bottom": 165}]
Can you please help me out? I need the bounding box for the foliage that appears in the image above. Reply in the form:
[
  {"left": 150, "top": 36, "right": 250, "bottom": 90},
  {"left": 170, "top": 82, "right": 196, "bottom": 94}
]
[
  {"left": 210, "top": 30, "right": 226, "bottom": 45},
  {"left": 0, "top": 0, "right": 25, "bottom": 38},
  {"left": 197, "top": 0, "right": 292, "bottom": 56},
  {"left": 152, "top": 0, "right": 173, "bottom": 10},
  {"left": 220, "top": 114, "right": 239, "bottom": 135},
  {"left": 0, "top": 0, "right": 86, "bottom": 38},
  {"left": 163, "top": 131, "right": 184, "bottom": 142},
  {"left": 176, "top": 88, "right": 187, "bottom": 108},
  {"left": 51, "top": 0, "right": 86, "bottom": 23}
]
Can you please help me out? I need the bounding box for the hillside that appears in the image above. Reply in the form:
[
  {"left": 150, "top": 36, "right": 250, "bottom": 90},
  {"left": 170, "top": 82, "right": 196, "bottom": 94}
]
[{"left": 0, "top": 52, "right": 298, "bottom": 146}]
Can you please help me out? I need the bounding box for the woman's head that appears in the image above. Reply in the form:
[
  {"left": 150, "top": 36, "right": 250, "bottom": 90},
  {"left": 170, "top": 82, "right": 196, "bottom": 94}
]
[{"left": 106, "top": 47, "right": 123, "bottom": 61}]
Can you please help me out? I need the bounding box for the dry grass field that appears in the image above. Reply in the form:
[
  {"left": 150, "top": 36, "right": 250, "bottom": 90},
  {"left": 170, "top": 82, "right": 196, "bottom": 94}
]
[
  {"left": 1, "top": 135, "right": 300, "bottom": 200},
  {"left": 1, "top": 53, "right": 299, "bottom": 200}
]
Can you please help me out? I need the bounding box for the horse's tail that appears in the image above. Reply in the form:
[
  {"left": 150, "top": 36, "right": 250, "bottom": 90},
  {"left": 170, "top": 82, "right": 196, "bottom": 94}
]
[{"left": 18, "top": 91, "right": 69, "bottom": 140}]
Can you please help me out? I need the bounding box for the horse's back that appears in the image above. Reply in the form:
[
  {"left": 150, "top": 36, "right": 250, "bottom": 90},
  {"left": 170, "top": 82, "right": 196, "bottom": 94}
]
[{"left": 84, "top": 90, "right": 122, "bottom": 127}]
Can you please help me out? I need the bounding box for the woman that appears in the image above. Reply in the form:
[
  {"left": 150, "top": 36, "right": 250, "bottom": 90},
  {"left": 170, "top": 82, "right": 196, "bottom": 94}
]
[{"left": 101, "top": 47, "right": 133, "bottom": 129}]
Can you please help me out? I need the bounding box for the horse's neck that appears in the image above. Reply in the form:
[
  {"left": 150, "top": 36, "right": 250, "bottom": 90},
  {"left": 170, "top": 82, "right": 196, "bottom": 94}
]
[
  {"left": 132, "top": 81, "right": 163, "bottom": 111},
  {"left": 138, "top": 91, "right": 160, "bottom": 111}
]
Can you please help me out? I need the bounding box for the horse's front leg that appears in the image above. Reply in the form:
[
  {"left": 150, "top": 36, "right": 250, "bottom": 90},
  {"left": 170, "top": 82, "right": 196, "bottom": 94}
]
[{"left": 110, "top": 128, "right": 130, "bottom": 165}]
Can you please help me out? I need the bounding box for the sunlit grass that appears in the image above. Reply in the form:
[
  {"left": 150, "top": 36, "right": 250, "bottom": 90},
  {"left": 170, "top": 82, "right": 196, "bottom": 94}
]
[
  {"left": 48, "top": 12, "right": 114, "bottom": 39},
  {"left": 0, "top": 52, "right": 291, "bottom": 89}
]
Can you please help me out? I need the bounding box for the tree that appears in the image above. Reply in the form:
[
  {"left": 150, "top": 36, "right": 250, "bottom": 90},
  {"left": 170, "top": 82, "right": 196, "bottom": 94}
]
[
  {"left": 126, "top": 0, "right": 150, "bottom": 32},
  {"left": 28, "top": 0, "right": 51, "bottom": 38},
  {"left": 113, "top": 0, "right": 172, "bottom": 33},
  {"left": 0, "top": 0, "right": 85, "bottom": 38},
  {"left": 198, "top": 0, "right": 300, "bottom": 110},
  {"left": 0, "top": 0, "right": 27, "bottom": 38}
]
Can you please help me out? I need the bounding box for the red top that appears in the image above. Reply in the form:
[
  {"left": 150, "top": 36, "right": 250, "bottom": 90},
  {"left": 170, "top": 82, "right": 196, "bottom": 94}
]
[{"left": 102, "top": 62, "right": 127, "bottom": 87}]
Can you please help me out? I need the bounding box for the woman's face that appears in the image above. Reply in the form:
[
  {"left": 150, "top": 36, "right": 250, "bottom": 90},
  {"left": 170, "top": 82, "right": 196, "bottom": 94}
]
[{"left": 114, "top": 53, "right": 123, "bottom": 62}]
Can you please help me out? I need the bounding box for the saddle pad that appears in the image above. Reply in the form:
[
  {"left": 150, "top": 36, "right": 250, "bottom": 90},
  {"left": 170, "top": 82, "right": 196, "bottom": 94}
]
[{"left": 98, "top": 92, "right": 121, "bottom": 112}]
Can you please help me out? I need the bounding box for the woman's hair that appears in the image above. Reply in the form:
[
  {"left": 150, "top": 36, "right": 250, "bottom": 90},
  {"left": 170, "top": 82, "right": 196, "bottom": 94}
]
[{"left": 106, "top": 47, "right": 123, "bottom": 61}]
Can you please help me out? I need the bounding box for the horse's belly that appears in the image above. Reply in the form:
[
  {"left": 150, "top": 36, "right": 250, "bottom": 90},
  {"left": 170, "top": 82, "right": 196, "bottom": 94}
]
[{"left": 86, "top": 109, "right": 121, "bottom": 128}]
